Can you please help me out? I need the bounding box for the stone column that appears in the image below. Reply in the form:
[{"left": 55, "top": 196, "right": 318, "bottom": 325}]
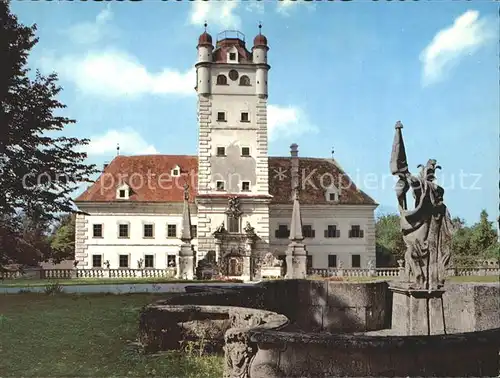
[
  {"left": 178, "top": 184, "right": 195, "bottom": 280},
  {"left": 214, "top": 239, "right": 222, "bottom": 263},
  {"left": 242, "top": 238, "right": 253, "bottom": 280}
]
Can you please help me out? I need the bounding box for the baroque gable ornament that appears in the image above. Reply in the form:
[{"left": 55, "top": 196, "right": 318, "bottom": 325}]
[{"left": 225, "top": 196, "right": 243, "bottom": 218}]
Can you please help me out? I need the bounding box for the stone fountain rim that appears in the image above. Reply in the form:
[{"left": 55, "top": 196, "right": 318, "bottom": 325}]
[{"left": 248, "top": 326, "right": 500, "bottom": 348}]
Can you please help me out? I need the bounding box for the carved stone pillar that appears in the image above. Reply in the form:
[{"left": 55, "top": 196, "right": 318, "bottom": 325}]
[
  {"left": 215, "top": 239, "right": 222, "bottom": 263},
  {"left": 243, "top": 237, "right": 253, "bottom": 280}
]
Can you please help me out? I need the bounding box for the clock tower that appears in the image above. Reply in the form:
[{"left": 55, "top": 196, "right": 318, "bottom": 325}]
[{"left": 194, "top": 25, "right": 271, "bottom": 280}]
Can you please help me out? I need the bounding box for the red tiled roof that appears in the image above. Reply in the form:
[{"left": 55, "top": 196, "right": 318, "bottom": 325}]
[{"left": 75, "top": 155, "right": 376, "bottom": 206}]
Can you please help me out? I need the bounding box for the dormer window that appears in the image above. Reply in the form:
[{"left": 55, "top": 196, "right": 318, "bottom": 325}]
[
  {"left": 171, "top": 165, "right": 180, "bottom": 177},
  {"left": 326, "top": 186, "right": 340, "bottom": 202},
  {"left": 116, "top": 184, "right": 130, "bottom": 200},
  {"left": 229, "top": 53, "right": 236, "bottom": 61}
]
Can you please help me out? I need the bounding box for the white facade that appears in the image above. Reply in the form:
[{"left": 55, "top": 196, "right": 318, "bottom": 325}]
[{"left": 74, "top": 29, "right": 377, "bottom": 278}]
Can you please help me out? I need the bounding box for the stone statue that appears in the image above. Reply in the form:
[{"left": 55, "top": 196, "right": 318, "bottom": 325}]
[
  {"left": 262, "top": 252, "right": 274, "bottom": 267},
  {"left": 243, "top": 221, "right": 255, "bottom": 235},
  {"left": 215, "top": 221, "right": 226, "bottom": 234},
  {"left": 226, "top": 196, "right": 242, "bottom": 218},
  {"left": 367, "top": 259, "right": 374, "bottom": 270},
  {"left": 390, "top": 121, "right": 453, "bottom": 290}
]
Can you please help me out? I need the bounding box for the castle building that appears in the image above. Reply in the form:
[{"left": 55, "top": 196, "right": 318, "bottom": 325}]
[{"left": 74, "top": 28, "right": 378, "bottom": 280}]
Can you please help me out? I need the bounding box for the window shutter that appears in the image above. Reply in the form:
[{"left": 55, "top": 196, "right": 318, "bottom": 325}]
[
  {"left": 348, "top": 230, "right": 352, "bottom": 238},
  {"left": 312, "top": 230, "right": 316, "bottom": 238},
  {"left": 336, "top": 229, "right": 340, "bottom": 238},
  {"left": 324, "top": 230, "right": 328, "bottom": 238},
  {"left": 360, "top": 230, "right": 364, "bottom": 238}
]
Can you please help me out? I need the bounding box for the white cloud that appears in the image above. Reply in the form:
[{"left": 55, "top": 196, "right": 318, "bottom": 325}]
[
  {"left": 276, "top": 0, "right": 315, "bottom": 16},
  {"left": 39, "top": 50, "right": 195, "bottom": 98},
  {"left": 420, "top": 10, "right": 494, "bottom": 87},
  {"left": 246, "top": 2, "right": 265, "bottom": 14},
  {"left": 189, "top": 1, "right": 241, "bottom": 29},
  {"left": 65, "top": 6, "right": 115, "bottom": 45},
  {"left": 268, "top": 105, "right": 318, "bottom": 141},
  {"left": 85, "top": 129, "right": 158, "bottom": 156}
]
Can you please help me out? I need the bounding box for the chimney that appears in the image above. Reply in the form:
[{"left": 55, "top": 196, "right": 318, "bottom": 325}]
[{"left": 290, "top": 143, "right": 299, "bottom": 191}]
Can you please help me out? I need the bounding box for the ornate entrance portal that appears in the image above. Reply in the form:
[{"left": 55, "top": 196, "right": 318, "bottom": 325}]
[{"left": 212, "top": 196, "right": 259, "bottom": 280}]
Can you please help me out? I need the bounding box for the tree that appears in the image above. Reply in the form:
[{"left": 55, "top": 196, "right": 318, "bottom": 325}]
[
  {"left": 0, "top": 1, "right": 97, "bottom": 219},
  {"left": 49, "top": 214, "right": 75, "bottom": 263},
  {"left": 375, "top": 214, "right": 406, "bottom": 267},
  {"left": 0, "top": 1, "right": 97, "bottom": 264},
  {"left": 469, "top": 210, "right": 498, "bottom": 256}
]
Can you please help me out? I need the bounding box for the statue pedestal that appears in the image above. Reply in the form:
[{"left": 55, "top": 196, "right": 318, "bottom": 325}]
[
  {"left": 260, "top": 266, "right": 283, "bottom": 279},
  {"left": 178, "top": 244, "right": 195, "bottom": 280},
  {"left": 390, "top": 283, "right": 447, "bottom": 336}
]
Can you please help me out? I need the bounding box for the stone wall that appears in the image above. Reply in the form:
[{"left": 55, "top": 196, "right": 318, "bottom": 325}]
[
  {"left": 258, "top": 280, "right": 388, "bottom": 332},
  {"left": 443, "top": 283, "right": 500, "bottom": 333},
  {"left": 248, "top": 327, "right": 500, "bottom": 377}
]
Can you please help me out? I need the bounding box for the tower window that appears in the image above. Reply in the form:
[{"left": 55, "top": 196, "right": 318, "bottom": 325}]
[
  {"left": 242, "top": 181, "right": 250, "bottom": 192},
  {"left": 240, "top": 112, "right": 249, "bottom": 122},
  {"left": 216, "top": 147, "right": 226, "bottom": 156},
  {"left": 229, "top": 52, "right": 237, "bottom": 61},
  {"left": 241, "top": 147, "right": 250, "bottom": 156},
  {"left": 216, "top": 75, "right": 227, "bottom": 85},
  {"left": 239, "top": 75, "right": 250, "bottom": 86},
  {"left": 216, "top": 181, "right": 225, "bottom": 191},
  {"left": 217, "top": 112, "right": 226, "bottom": 121}
]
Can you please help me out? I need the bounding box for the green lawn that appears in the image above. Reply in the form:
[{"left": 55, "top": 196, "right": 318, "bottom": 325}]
[
  {"left": 0, "top": 293, "right": 224, "bottom": 377},
  {"left": 0, "top": 277, "right": 243, "bottom": 288},
  {"left": 447, "top": 275, "right": 499, "bottom": 283}
]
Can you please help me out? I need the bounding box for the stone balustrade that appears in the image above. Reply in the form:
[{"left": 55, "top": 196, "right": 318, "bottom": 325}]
[{"left": 1, "top": 266, "right": 498, "bottom": 281}]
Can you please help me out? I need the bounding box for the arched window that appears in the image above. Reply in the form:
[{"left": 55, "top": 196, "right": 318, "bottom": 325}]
[
  {"left": 239, "top": 75, "right": 250, "bottom": 86},
  {"left": 216, "top": 75, "right": 227, "bottom": 85}
]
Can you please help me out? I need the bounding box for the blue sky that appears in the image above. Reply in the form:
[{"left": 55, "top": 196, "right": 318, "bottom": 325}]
[{"left": 11, "top": 1, "right": 499, "bottom": 226}]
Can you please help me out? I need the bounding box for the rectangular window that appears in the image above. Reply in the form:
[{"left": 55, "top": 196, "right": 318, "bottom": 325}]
[
  {"left": 144, "top": 254, "right": 154, "bottom": 268},
  {"left": 329, "top": 192, "right": 338, "bottom": 201},
  {"left": 229, "top": 52, "right": 236, "bottom": 61},
  {"left": 241, "top": 181, "right": 250, "bottom": 191},
  {"left": 228, "top": 216, "right": 239, "bottom": 233},
  {"left": 119, "top": 255, "right": 129, "bottom": 268},
  {"left": 118, "top": 224, "right": 129, "bottom": 238},
  {"left": 275, "top": 225, "right": 290, "bottom": 239},
  {"left": 119, "top": 189, "right": 126, "bottom": 198},
  {"left": 351, "top": 254, "right": 361, "bottom": 268},
  {"left": 191, "top": 225, "right": 197, "bottom": 238},
  {"left": 217, "top": 112, "right": 226, "bottom": 121},
  {"left": 167, "top": 224, "right": 177, "bottom": 238},
  {"left": 143, "top": 224, "right": 154, "bottom": 238},
  {"left": 241, "top": 147, "right": 250, "bottom": 156},
  {"left": 240, "top": 112, "right": 249, "bottom": 122},
  {"left": 328, "top": 254, "right": 337, "bottom": 268},
  {"left": 324, "top": 225, "right": 340, "bottom": 238},
  {"left": 167, "top": 255, "right": 176, "bottom": 267},
  {"left": 92, "top": 255, "right": 102, "bottom": 268},
  {"left": 216, "top": 181, "right": 225, "bottom": 191},
  {"left": 93, "top": 224, "right": 103, "bottom": 238},
  {"left": 302, "top": 225, "right": 315, "bottom": 238},
  {"left": 349, "top": 225, "right": 364, "bottom": 238},
  {"left": 307, "top": 255, "right": 313, "bottom": 269},
  {"left": 216, "top": 147, "right": 226, "bottom": 156}
]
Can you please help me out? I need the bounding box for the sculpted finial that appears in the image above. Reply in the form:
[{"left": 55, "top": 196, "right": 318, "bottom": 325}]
[
  {"left": 395, "top": 120, "right": 403, "bottom": 129},
  {"left": 183, "top": 183, "right": 189, "bottom": 201}
]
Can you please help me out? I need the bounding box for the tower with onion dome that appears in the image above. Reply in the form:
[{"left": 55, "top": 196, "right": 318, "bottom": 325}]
[{"left": 195, "top": 24, "right": 272, "bottom": 280}]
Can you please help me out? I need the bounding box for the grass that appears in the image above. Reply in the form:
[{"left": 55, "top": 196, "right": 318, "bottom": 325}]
[
  {"left": 0, "top": 277, "right": 243, "bottom": 288},
  {"left": 447, "top": 275, "right": 499, "bottom": 283},
  {"left": 0, "top": 293, "right": 224, "bottom": 377}
]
